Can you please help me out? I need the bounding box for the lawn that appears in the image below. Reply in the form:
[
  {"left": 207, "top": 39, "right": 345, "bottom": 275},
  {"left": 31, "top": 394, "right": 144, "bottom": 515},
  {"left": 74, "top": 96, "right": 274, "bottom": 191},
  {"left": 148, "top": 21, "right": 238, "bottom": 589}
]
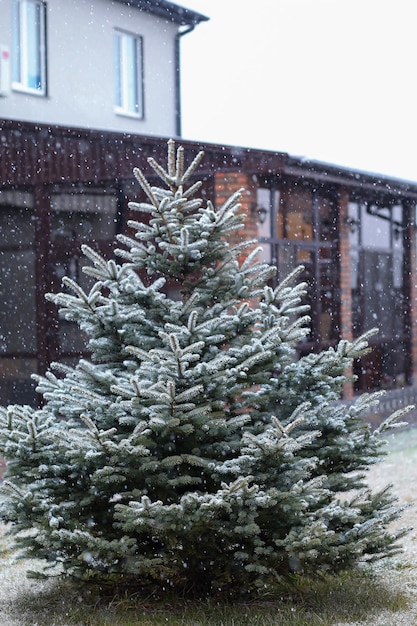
[{"left": 1, "top": 427, "right": 417, "bottom": 626}]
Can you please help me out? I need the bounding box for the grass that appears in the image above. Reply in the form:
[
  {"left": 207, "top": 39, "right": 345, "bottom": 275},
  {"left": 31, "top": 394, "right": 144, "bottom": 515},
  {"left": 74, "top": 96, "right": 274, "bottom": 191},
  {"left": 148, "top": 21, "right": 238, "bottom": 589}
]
[
  {"left": 1, "top": 426, "right": 417, "bottom": 625},
  {"left": 2, "top": 568, "right": 410, "bottom": 626}
]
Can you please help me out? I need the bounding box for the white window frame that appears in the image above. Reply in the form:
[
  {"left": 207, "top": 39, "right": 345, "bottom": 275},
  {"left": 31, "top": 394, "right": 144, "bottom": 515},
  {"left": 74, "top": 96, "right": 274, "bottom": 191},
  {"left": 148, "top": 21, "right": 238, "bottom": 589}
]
[
  {"left": 12, "top": 0, "right": 47, "bottom": 96},
  {"left": 114, "top": 30, "right": 144, "bottom": 119}
]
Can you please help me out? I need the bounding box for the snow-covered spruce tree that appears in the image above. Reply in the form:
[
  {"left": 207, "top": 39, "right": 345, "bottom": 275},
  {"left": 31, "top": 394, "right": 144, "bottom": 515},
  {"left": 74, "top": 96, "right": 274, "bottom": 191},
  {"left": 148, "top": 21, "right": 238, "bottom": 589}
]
[{"left": 0, "top": 141, "right": 410, "bottom": 596}]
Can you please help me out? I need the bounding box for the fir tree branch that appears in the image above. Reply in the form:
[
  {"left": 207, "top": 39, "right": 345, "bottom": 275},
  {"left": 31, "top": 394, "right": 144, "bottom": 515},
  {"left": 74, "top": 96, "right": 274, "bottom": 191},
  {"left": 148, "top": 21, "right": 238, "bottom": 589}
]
[{"left": 133, "top": 166, "right": 159, "bottom": 207}]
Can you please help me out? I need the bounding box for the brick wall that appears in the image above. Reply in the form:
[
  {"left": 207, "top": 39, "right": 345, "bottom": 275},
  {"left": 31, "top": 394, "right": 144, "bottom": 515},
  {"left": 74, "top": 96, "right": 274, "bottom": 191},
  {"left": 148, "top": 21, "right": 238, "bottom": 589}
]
[
  {"left": 338, "top": 189, "right": 354, "bottom": 398},
  {"left": 214, "top": 171, "right": 258, "bottom": 259}
]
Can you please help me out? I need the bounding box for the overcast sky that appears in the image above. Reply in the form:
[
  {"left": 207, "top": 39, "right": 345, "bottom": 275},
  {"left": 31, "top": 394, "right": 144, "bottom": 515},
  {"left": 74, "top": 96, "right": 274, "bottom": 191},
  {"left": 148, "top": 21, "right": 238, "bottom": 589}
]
[{"left": 179, "top": 0, "right": 417, "bottom": 182}]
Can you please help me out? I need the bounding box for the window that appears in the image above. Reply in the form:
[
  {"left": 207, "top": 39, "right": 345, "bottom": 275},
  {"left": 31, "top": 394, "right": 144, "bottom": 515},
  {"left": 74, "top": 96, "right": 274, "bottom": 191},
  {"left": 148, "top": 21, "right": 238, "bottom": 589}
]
[
  {"left": 256, "top": 184, "right": 339, "bottom": 349},
  {"left": 0, "top": 190, "right": 38, "bottom": 406},
  {"left": 49, "top": 187, "right": 119, "bottom": 355},
  {"left": 349, "top": 200, "right": 408, "bottom": 390},
  {"left": 114, "top": 30, "right": 143, "bottom": 118},
  {"left": 12, "top": 0, "right": 47, "bottom": 95}
]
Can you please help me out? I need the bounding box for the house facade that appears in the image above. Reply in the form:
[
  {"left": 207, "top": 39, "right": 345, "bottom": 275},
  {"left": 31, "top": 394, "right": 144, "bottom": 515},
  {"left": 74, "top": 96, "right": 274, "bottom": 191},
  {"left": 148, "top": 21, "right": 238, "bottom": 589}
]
[
  {"left": 0, "top": 0, "right": 207, "bottom": 135},
  {"left": 1, "top": 1, "right": 417, "bottom": 410},
  {"left": 1, "top": 120, "right": 417, "bottom": 408}
]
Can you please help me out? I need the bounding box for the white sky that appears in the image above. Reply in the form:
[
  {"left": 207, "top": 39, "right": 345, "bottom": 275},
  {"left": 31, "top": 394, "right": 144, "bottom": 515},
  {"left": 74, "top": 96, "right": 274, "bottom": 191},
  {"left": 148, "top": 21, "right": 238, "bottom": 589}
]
[{"left": 179, "top": 0, "right": 417, "bottom": 182}]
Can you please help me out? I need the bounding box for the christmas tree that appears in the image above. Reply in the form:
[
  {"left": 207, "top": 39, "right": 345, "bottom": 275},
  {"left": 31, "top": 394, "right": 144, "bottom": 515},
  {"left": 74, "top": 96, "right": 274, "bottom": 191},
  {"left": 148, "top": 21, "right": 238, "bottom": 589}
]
[{"left": 0, "top": 141, "right": 410, "bottom": 597}]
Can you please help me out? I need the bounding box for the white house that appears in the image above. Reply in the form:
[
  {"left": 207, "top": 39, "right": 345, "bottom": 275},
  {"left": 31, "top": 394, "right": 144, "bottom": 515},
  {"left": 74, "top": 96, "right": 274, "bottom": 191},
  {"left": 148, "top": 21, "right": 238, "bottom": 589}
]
[{"left": 0, "top": 0, "right": 207, "bottom": 136}]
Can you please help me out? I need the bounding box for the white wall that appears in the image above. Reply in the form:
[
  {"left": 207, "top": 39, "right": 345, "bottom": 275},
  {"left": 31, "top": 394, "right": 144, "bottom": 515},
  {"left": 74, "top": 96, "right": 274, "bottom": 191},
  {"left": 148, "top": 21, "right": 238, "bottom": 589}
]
[{"left": 0, "top": 0, "right": 180, "bottom": 136}]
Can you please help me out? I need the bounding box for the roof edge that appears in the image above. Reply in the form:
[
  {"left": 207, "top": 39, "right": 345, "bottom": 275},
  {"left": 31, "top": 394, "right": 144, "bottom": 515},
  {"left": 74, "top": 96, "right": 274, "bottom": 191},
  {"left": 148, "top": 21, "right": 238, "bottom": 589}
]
[
  {"left": 284, "top": 154, "right": 417, "bottom": 197},
  {"left": 114, "top": 0, "right": 209, "bottom": 25}
]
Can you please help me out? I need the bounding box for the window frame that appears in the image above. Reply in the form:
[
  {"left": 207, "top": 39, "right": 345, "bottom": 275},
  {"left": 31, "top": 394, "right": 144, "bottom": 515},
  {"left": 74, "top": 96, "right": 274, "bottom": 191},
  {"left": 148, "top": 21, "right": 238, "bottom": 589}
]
[
  {"left": 12, "top": 0, "right": 47, "bottom": 96},
  {"left": 114, "top": 29, "right": 144, "bottom": 119}
]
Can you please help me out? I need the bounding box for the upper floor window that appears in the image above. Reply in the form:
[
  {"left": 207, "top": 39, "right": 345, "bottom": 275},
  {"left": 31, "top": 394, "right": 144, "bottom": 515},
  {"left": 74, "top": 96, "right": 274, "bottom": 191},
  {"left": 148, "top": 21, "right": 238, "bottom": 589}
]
[
  {"left": 12, "top": 0, "right": 47, "bottom": 95},
  {"left": 114, "top": 30, "right": 144, "bottom": 118}
]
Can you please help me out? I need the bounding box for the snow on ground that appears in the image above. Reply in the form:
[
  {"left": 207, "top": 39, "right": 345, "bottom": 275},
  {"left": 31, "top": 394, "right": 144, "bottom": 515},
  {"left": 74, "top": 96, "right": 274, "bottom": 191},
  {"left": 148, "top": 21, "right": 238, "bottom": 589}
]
[
  {"left": 337, "top": 426, "right": 417, "bottom": 625},
  {"left": 0, "top": 552, "right": 60, "bottom": 626}
]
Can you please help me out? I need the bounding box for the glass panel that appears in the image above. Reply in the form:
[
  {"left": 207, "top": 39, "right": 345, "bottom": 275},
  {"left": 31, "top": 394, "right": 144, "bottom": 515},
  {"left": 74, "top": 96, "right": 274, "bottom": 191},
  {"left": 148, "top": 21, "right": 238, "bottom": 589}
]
[
  {"left": 351, "top": 200, "right": 407, "bottom": 390},
  {"left": 392, "top": 204, "right": 404, "bottom": 262},
  {"left": 362, "top": 250, "right": 396, "bottom": 333},
  {"left": 26, "top": 1, "right": 42, "bottom": 89},
  {"left": 392, "top": 204, "right": 403, "bottom": 228},
  {"left": 318, "top": 196, "right": 336, "bottom": 242},
  {"left": 0, "top": 205, "right": 35, "bottom": 246},
  {"left": 135, "top": 38, "right": 143, "bottom": 117},
  {"left": 319, "top": 256, "right": 338, "bottom": 342},
  {"left": 51, "top": 192, "right": 118, "bottom": 241},
  {"left": 276, "top": 243, "right": 314, "bottom": 326},
  {"left": 257, "top": 243, "right": 272, "bottom": 264},
  {"left": 255, "top": 187, "right": 277, "bottom": 264},
  {"left": 58, "top": 321, "right": 89, "bottom": 354},
  {"left": 114, "top": 33, "right": 122, "bottom": 108},
  {"left": 276, "top": 241, "right": 299, "bottom": 283},
  {"left": 350, "top": 247, "right": 361, "bottom": 336},
  {"left": 0, "top": 249, "right": 37, "bottom": 353},
  {"left": 393, "top": 278, "right": 404, "bottom": 339},
  {"left": 298, "top": 249, "right": 315, "bottom": 319},
  {"left": 381, "top": 340, "right": 407, "bottom": 388},
  {"left": 393, "top": 247, "right": 403, "bottom": 289},
  {"left": 268, "top": 189, "right": 281, "bottom": 239},
  {"left": 51, "top": 254, "right": 94, "bottom": 353},
  {"left": 53, "top": 252, "right": 94, "bottom": 294},
  {"left": 355, "top": 340, "right": 407, "bottom": 391},
  {"left": 256, "top": 188, "right": 271, "bottom": 239},
  {"left": 0, "top": 357, "right": 38, "bottom": 406},
  {"left": 11, "top": 1, "right": 21, "bottom": 83},
  {"left": 347, "top": 201, "right": 360, "bottom": 247},
  {"left": 361, "top": 204, "right": 390, "bottom": 249},
  {"left": 350, "top": 246, "right": 359, "bottom": 290},
  {"left": 125, "top": 36, "right": 139, "bottom": 114},
  {"left": 283, "top": 188, "right": 313, "bottom": 241},
  {"left": 0, "top": 190, "right": 34, "bottom": 209}
]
